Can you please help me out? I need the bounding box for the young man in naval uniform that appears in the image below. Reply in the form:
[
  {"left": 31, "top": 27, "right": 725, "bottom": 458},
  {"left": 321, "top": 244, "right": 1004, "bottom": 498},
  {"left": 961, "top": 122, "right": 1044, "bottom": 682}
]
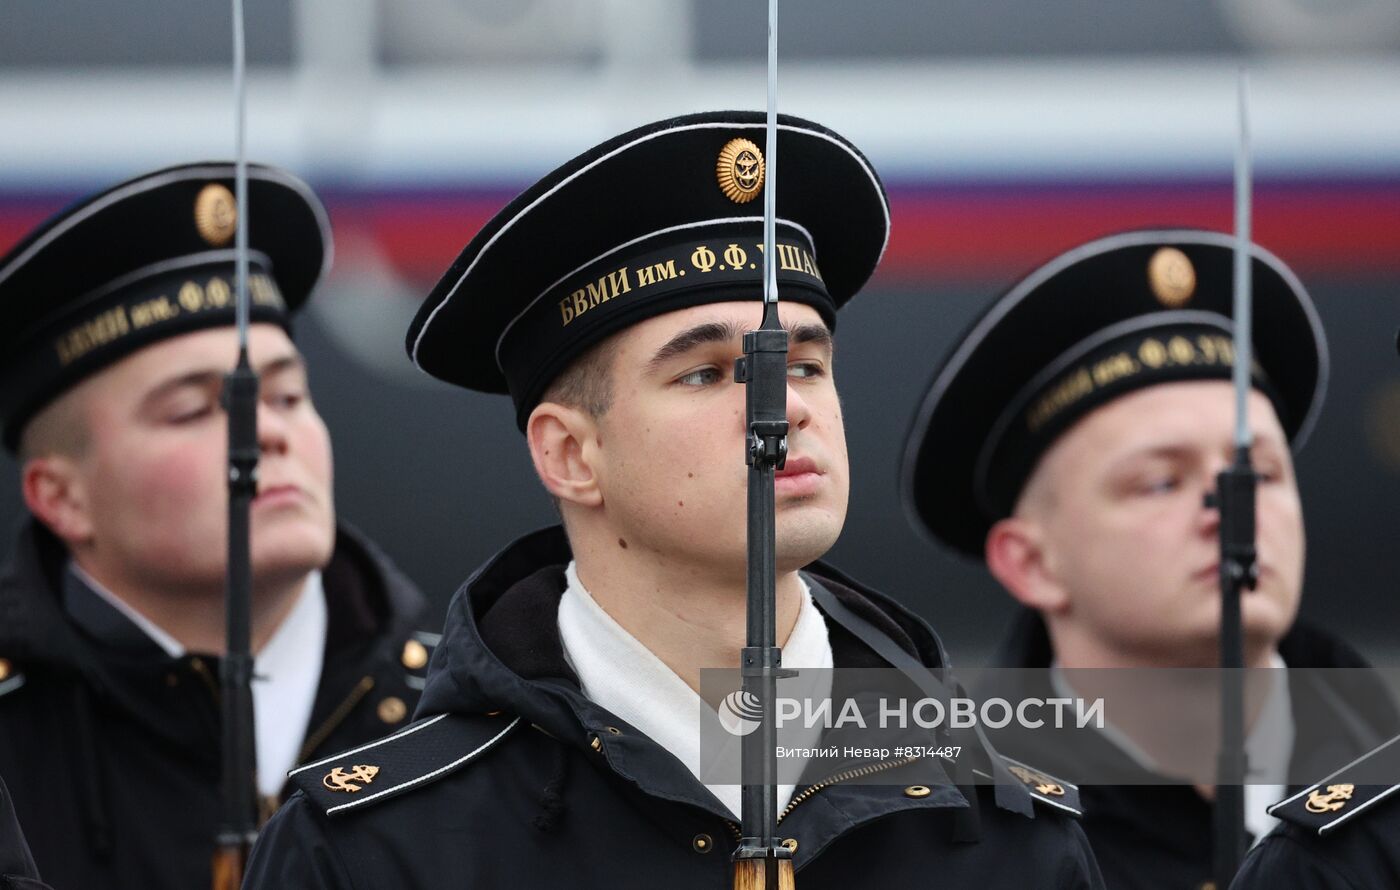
[
  {"left": 245, "top": 111, "right": 1106, "bottom": 888},
  {"left": 0, "top": 164, "right": 437, "bottom": 889},
  {"left": 902, "top": 231, "right": 1399, "bottom": 889}
]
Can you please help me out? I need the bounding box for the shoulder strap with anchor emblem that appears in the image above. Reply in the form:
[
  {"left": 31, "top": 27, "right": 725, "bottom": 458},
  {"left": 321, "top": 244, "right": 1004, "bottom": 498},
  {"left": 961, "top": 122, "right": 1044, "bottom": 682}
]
[
  {"left": 992, "top": 755, "right": 1082, "bottom": 817},
  {"left": 1269, "top": 734, "right": 1400, "bottom": 836},
  {"left": 290, "top": 711, "right": 520, "bottom": 817}
]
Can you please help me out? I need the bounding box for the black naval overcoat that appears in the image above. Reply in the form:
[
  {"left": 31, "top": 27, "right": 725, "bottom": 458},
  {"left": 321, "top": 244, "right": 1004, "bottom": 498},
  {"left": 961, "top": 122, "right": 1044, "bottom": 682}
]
[
  {"left": 0, "top": 774, "right": 48, "bottom": 889},
  {"left": 0, "top": 520, "right": 435, "bottom": 890},
  {"left": 245, "top": 526, "right": 1105, "bottom": 889},
  {"left": 1229, "top": 735, "right": 1400, "bottom": 890},
  {"left": 989, "top": 609, "right": 1400, "bottom": 890}
]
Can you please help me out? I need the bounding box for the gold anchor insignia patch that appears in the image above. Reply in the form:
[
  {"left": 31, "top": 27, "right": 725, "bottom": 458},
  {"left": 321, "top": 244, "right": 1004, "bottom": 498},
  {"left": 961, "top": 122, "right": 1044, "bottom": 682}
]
[
  {"left": 1304, "top": 784, "right": 1355, "bottom": 814},
  {"left": 1008, "top": 765, "right": 1066, "bottom": 797},
  {"left": 716, "top": 138, "right": 765, "bottom": 204},
  {"left": 323, "top": 764, "right": 380, "bottom": 793}
]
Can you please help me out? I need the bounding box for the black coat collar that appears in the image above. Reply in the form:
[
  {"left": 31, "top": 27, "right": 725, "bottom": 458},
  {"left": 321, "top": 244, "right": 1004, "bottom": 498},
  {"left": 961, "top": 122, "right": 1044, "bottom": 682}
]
[
  {"left": 418, "top": 525, "right": 948, "bottom": 725},
  {"left": 414, "top": 525, "right": 968, "bottom": 823},
  {"left": 0, "top": 518, "right": 428, "bottom": 744}
]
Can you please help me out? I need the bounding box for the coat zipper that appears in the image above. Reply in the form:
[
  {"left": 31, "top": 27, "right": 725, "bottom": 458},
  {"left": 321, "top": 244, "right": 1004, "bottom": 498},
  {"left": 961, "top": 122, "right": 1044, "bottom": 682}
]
[
  {"left": 189, "top": 658, "right": 377, "bottom": 765},
  {"left": 191, "top": 657, "right": 378, "bottom": 817},
  {"left": 297, "top": 675, "right": 376, "bottom": 764},
  {"left": 722, "top": 754, "right": 922, "bottom": 841}
]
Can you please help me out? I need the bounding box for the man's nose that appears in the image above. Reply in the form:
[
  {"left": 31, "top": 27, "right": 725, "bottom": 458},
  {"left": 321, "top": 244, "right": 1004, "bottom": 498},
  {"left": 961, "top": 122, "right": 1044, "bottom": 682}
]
[
  {"left": 786, "top": 379, "right": 813, "bottom": 432},
  {"left": 256, "top": 401, "right": 290, "bottom": 457}
]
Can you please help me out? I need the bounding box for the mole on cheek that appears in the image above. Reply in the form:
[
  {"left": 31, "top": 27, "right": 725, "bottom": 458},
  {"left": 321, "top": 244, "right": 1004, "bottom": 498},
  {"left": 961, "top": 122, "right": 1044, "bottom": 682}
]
[{"left": 618, "top": 538, "right": 628, "bottom": 549}]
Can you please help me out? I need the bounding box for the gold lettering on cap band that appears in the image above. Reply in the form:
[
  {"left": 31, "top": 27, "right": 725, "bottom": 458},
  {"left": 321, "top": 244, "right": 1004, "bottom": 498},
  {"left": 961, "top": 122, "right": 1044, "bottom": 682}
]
[
  {"left": 129, "top": 295, "right": 181, "bottom": 329},
  {"left": 194, "top": 184, "right": 238, "bottom": 247},
  {"left": 636, "top": 259, "right": 681, "bottom": 288},
  {"left": 556, "top": 240, "right": 822, "bottom": 327},
  {"left": 54, "top": 306, "right": 130, "bottom": 366},
  {"left": 559, "top": 266, "right": 632, "bottom": 326},
  {"left": 716, "top": 138, "right": 765, "bottom": 204},
  {"left": 1025, "top": 333, "right": 1237, "bottom": 433},
  {"left": 52, "top": 273, "right": 285, "bottom": 366}
]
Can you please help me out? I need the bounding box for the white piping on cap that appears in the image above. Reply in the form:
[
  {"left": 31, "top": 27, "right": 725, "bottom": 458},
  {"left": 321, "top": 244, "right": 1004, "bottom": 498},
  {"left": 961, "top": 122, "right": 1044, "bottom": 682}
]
[
  {"left": 0, "top": 164, "right": 334, "bottom": 297},
  {"left": 409, "top": 118, "right": 889, "bottom": 369},
  {"left": 898, "top": 228, "right": 1329, "bottom": 543},
  {"left": 971, "top": 309, "right": 1235, "bottom": 515}
]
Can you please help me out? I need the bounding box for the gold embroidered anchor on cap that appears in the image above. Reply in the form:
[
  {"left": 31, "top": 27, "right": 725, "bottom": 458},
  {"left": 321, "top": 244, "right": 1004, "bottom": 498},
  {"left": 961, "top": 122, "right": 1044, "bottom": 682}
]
[
  {"left": 1147, "top": 247, "right": 1196, "bottom": 308},
  {"left": 1304, "top": 784, "right": 1355, "bottom": 814},
  {"left": 323, "top": 764, "right": 380, "bottom": 793},
  {"left": 194, "top": 183, "right": 237, "bottom": 247},
  {"left": 716, "top": 138, "right": 765, "bottom": 204}
]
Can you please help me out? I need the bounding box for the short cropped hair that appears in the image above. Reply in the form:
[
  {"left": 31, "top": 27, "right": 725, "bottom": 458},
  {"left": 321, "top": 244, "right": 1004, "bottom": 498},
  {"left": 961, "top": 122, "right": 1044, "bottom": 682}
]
[
  {"left": 17, "top": 391, "right": 90, "bottom": 464},
  {"left": 539, "top": 337, "right": 617, "bottom": 418}
]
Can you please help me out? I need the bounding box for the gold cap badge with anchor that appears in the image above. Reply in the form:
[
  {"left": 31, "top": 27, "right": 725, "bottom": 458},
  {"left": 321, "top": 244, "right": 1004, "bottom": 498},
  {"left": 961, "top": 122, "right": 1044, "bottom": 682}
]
[
  {"left": 1147, "top": 246, "right": 1196, "bottom": 308},
  {"left": 716, "top": 138, "right": 765, "bottom": 204},
  {"left": 194, "top": 183, "right": 238, "bottom": 247}
]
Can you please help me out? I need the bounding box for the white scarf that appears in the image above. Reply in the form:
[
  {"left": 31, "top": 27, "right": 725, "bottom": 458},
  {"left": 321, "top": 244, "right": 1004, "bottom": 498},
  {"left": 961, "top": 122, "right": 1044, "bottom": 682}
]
[{"left": 558, "top": 561, "right": 833, "bottom": 819}]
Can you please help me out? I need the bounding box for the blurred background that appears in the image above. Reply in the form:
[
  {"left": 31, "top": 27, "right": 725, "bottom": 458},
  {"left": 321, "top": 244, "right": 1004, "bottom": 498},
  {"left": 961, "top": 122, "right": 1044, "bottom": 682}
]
[{"left": 1, "top": 0, "right": 1397, "bottom": 666}]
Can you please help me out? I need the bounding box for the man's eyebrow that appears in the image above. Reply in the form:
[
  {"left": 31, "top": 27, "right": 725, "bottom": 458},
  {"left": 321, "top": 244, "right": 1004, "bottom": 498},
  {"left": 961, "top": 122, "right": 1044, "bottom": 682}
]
[
  {"left": 139, "top": 354, "right": 305, "bottom": 405},
  {"left": 1244, "top": 435, "right": 1291, "bottom": 471},
  {"left": 140, "top": 369, "right": 224, "bottom": 407},
  {"left": 647, "top": 319, "right": 833, "bottom": 371},
  {"left": 257, "top": 354, "right": 305, "bottom": 379},
  {"left": 1109, "top": 432, "right": 1288, "bottom": 469},
  {"left": 647, "top": 321, "right": 744, "bottom": 371},
  {"left": 789, "top": 323, "right": 833, "bottom": 349},
  {"left": 1109, "top": 443, "right": 1195, "bottom": 468}
]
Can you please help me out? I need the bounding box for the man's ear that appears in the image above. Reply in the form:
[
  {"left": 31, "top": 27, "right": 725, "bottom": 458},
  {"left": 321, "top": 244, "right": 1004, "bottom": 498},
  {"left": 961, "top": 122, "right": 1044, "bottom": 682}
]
[
  {"left": 985, "top": 516, "right": 1070, "bottom": 614},
  {"left": 526, "top": 402, "right": 603, "bottom": 509},
  {"left": 22, "top": 455, "right": 95, "bottom": 546}
]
